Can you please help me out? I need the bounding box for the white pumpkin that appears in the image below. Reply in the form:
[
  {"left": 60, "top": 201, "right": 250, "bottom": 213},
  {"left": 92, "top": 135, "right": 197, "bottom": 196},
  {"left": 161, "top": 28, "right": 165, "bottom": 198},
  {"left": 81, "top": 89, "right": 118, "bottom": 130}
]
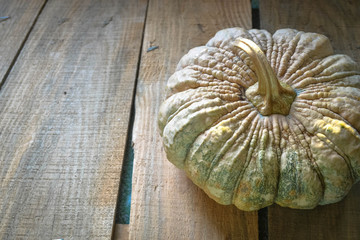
[{"left": 158, "top": 28, "right": 360, "bottom": 210}]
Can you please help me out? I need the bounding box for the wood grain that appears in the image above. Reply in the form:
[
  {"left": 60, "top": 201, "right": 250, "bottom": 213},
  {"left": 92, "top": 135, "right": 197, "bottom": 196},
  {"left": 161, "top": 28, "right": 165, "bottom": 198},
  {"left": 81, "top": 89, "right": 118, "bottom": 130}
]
[
  {"left": 0, "top": 0, "right": 147, "bottom": 239},
  {"left": 0, "top": 0, "right": 46, "bottom": 88},
  {"left": 260, "top": 0, "right": 360, "bottom": 239},
  {"left": 129, "top": 0, "right": 257, "bottom": 239},
  {"left": 260, "top": 0, "right": 360, "bottom": 62}
]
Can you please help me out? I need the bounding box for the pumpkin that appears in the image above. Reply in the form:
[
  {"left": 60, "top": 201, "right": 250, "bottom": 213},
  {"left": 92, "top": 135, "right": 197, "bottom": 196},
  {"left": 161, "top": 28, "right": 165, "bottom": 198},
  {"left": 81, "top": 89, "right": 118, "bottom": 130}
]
[{"left": 158, "top": 28, "right": 360, "bottom": 210}]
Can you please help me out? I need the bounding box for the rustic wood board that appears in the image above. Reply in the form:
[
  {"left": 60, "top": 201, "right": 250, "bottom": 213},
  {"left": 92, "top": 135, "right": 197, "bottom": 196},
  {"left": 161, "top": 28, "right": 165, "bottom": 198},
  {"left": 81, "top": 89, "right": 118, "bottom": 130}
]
[
  {"left": 129, "top": 0, "right": 258, "bottom": 239},
  {"left": 260, "top": 0, "right": 360, "bottom": 239},
  {"left": 260, "top": 0, "right": 360, "bottom": 62},
  {"left": 0, "top": 0, "right": 46, "bottom": 88},
  {"left": 0, "top": 0, "right": 147, "bottom": 239}
]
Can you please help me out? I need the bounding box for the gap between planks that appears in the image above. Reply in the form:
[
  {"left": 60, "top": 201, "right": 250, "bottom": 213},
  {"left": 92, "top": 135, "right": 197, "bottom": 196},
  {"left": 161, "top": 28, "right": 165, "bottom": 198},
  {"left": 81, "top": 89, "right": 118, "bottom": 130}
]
[{"left": 0, "top": 0, "right": 48, "bottom": 90}]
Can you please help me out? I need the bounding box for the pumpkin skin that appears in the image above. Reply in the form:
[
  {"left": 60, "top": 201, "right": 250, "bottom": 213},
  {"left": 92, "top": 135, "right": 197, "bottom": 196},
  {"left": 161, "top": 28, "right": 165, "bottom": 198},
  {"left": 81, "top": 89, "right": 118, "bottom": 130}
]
[{"left": 158, "top": 28, "right": 360, "bottom": 211}]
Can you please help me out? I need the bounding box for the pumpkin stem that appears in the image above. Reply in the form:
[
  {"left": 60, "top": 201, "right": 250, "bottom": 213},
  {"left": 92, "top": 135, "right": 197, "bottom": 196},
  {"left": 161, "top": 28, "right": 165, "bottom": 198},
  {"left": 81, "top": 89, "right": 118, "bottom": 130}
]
[{"left": 235, "top": 38, "right": 296, "bottom": 116}]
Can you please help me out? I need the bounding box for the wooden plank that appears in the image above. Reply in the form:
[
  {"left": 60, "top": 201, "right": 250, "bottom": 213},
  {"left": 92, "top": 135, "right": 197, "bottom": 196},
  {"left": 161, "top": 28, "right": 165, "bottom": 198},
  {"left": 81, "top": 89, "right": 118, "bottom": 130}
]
[
  {"left": 0, "top": 0, "right": 147, "bottom": 239},
  {"left": 0, "top": 0, "right": 46, "bottom": 87},
  {"left": 129, "top": 0, "right": 257, "bottom": 239},
  {"left": 260, "top": 0, "right": 360, "bottom": 239},
  {"left": 260, "top": 0, "right": 360, "bottom": 62}
]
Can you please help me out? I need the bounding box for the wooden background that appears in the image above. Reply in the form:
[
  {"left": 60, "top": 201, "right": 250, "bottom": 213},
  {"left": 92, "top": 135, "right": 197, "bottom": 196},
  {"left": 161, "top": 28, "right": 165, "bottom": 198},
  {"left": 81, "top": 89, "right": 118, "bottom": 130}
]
[{"left": 0, "top": 0, "right": 359, "bottom": 239}]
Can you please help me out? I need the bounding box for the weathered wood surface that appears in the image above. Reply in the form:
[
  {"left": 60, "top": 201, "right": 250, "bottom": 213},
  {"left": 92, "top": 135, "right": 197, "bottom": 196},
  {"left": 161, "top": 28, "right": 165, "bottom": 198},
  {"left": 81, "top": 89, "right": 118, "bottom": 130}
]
[
  {"left": 129, "top": 0, "right": 258, "bottom": 239},
  {"left": 0, "top": 0, "right": 147, "bottom": 239},
  {"left": 260, "top": 0, "right": 360, "bottom": 239},
  {"left": 0, "top": 0, "right": 46, "bottom": 88},
  {"left": 260, "top": 0, "right": 360, "bottom": 63},
  {"left": 1, "top": 0, "right": 359, "bottom": 239}
]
